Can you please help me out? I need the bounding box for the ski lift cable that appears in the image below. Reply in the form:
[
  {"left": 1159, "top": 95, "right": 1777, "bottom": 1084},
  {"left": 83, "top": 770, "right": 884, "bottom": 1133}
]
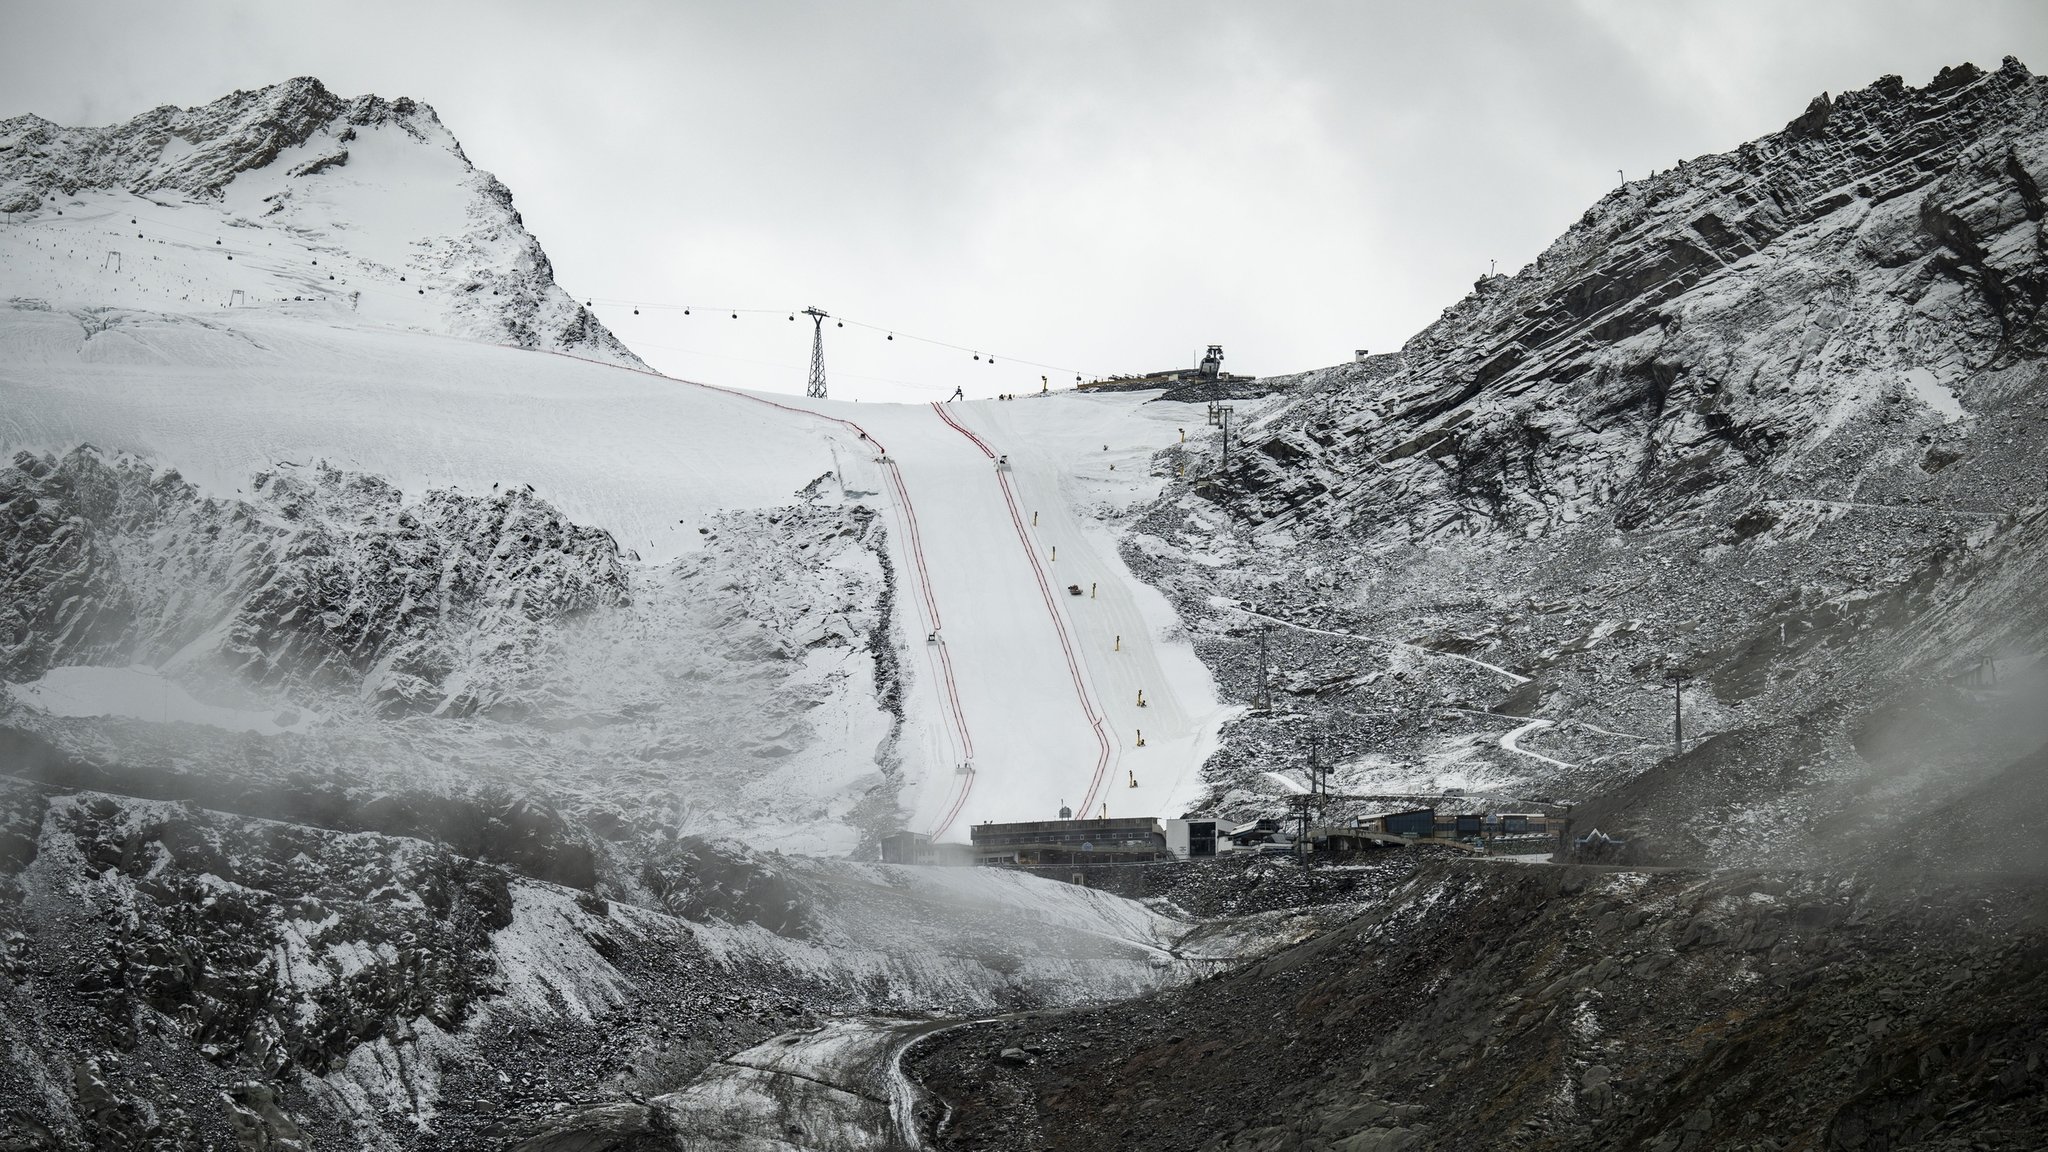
[
  {"left": 70, "top": 204, "right": 437, "bottom": 309},
  {"left": 574, "top": 292, "right": 1105, "bottom": 379},
  {"left": 834, "top": 314, "right": 1098, "bottom": 378},
  {"left": 75, "top": 202, "right": 569, "bottom": 312},
  {"left": 626, "top": 338, "right": 969, "bottom": 393},
  {"left": 584, "top": 298, "right": 784, "bottom": 316}
]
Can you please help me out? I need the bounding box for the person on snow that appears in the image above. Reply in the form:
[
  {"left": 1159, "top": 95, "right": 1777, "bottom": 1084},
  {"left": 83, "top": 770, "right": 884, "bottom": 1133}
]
[{"left": 950, "top": 386, "right": 964, "bottom": 402}]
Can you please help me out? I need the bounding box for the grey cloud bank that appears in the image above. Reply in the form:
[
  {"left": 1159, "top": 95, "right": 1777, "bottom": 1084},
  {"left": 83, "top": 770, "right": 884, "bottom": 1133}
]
[{"left": 5, "top": 0, "right": 2046, "bottom": 398}]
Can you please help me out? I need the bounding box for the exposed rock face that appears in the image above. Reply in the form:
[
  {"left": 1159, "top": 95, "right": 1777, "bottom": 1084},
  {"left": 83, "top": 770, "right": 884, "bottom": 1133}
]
[
  {"left": 2, "top": 78, "right": 366, "bottom": 199},
  {"left": 0, "top": 779, "right": 743, "bottom": 1151},
  {"left": 0, "top": 76, "right": 641, "bottom": 365},
  {"left": 0, "top": 446, "right": 628, "bottom": 716},
  {"left": 1128, "top": 60, "right": 2048, "bottom": 860},
  {"left": 1206, "top": 58, "right": 2046, "bottom": 538}
]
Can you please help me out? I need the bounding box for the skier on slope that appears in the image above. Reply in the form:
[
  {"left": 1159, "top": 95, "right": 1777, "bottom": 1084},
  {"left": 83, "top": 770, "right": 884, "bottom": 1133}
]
[{"left": 950, "top": 386, "right": 964, "bottom": 402}]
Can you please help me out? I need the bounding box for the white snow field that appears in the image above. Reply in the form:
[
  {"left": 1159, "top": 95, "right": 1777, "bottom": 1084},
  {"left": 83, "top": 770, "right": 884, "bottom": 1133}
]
[
  {"left": 3, "top": 242, "right": 1227, "bottom": 846},
  {"left": 0, "top": 305, "right": 839, "bottom": 563},
  {"left": 1, "top": 78, "right": 1228, "bottom": 843}
]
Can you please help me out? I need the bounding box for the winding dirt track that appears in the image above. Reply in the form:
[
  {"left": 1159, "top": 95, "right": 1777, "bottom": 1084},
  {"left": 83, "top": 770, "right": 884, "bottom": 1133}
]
[{"left": 658, "top": 1016, "right": 956, "bottom": 1151}]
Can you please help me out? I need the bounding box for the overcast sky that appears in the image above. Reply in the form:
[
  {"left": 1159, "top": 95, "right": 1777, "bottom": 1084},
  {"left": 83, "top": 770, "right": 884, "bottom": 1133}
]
[{"left": 5, "top": 1, "right": 2046, "bottom": 399}]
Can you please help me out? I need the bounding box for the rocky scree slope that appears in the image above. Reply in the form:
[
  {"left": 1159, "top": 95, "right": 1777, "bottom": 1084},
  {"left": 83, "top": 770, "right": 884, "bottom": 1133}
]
[
  {"left": 1131, "top": 59, "right": 2048, "bottom": 862},
  {"left": 0, "top": 76, "right": 638, "bottom": 364},
  {"left": 0, "top": 776, "right": 1224, "bottom": 1151},
  {"left": 912, "top": 859, "right": 2048, "bottom": 1152}
]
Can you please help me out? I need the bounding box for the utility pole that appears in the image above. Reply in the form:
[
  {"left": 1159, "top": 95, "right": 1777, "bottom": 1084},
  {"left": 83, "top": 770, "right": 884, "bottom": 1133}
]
[
  {"left": 1207, "top": 403, "right": 1234, "bottom": 465},
  {"left": 1298, "top": 735, "right": 1324, "bottom": 866},
  {"left": 1666, "top": 668, "right": 1689, "bottom": 755},
  {"left": 803, "top": 307, "right": 830, "bottom": 399},
  {"left": 1253, "top": 623, "right": 1272, "bottom": 712}
]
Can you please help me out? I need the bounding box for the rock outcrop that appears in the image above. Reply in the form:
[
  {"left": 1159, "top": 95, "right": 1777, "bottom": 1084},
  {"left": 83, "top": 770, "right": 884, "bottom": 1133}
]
[
  {"left": 912, "top": 860, "right": 2048, "bottom": 1152},
  {"left": 1130, "top": 60, "right": 2048, "bottom": 860},
  {"left": 1, "top": 446, "right": 628, "bottom": 717},
  {"left": 1204, "top": 58, "right": 2046, "bottom": 538}
]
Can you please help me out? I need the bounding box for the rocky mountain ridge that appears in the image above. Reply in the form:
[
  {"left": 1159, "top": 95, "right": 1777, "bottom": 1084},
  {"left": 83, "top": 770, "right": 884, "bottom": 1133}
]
[
  {"left": 1, "top": 442, "right": 910, "bottom": 857},
  {"left": 1209, "top": 57, "right": 2044, "bottom": 539},
  {"left": 1130, "top": 58, "right": 2048, "bottom": 866},
  {"left": 2, "top": 79, "right": 425, "bottom": 201}
]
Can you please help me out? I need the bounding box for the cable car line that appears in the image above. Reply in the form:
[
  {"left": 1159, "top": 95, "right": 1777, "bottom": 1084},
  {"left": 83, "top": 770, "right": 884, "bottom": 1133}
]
[{"left": 577, "top": 293, "right": 1102, "bottom": 382}]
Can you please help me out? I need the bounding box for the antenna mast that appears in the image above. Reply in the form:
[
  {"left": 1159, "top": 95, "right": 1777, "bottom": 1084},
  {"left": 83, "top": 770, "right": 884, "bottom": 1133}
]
[{"left": 803, "top": 307, "right": 830, "bottom": 399}]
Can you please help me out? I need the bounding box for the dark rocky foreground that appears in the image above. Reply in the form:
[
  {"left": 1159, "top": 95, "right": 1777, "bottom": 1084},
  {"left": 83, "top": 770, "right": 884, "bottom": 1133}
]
[
  {"left": 0, "top": 778, "right": 830, "bottom": 1151},
  {"left": 910, "top": 861, "right": 2048, "bottom": 1152},
  {"left": 0, "top": 764, "right": 1264, "bottom": 1150}
]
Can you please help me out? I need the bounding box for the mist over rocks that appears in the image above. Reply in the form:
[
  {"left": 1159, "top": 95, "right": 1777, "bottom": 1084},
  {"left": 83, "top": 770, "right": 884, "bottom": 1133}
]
[
  {"left": 1, "top": 445, "right": 629, "bottom": 717},
  {"left": 0, "top": 768, "right": 1245, "bottom": 1148}
]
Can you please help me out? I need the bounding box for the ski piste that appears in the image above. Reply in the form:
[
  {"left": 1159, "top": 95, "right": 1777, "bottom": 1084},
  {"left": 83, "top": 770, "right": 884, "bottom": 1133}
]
[
  {"left": 929, "top": 401, "right": 1115, "bottom": 828},
  {"left": 0, "top": 306, "right": 1227, "bottom": 844}
]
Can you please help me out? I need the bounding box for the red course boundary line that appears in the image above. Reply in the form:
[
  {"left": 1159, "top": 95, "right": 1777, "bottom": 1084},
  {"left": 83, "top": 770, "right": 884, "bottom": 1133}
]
[
  {"left": 515, "top": 344, "right": 984, "bottom": 840},
  {"left": 523, "top": 345, "right": 890, "bottom": 453},
  {"left": 928, "top": 402, "right": 1114, "bottom": 816},
  {"left": 885, "top": 459, "right": 976, "bottom": 763}
]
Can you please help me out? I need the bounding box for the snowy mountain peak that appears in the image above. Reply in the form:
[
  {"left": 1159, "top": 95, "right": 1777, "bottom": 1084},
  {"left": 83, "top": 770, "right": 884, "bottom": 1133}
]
[
  {"left": 0, "top": 77, "right": 642, "bottom": 365},
  {"left": 0, "top": 76, "right": 431, "bottom": 201}
]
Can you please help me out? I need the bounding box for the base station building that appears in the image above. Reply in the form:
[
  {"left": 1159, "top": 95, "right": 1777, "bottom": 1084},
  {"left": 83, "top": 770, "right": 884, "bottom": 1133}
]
[{"left": 966, "top": 815, "right": 1217, "bottom": 865}]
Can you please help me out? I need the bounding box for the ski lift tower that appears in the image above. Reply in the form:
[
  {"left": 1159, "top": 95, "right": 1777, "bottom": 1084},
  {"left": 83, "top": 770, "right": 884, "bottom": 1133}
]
[
  {"left": 803, "top": 307, "right": 830, "bottom": 399},
  {"left": 1207, "top": 402, "right": 1235, "bottom": 464}
]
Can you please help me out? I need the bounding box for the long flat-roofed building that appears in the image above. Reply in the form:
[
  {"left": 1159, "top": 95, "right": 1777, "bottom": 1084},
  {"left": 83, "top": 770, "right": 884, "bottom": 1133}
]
[{"left": 968, "top": 816, "right": 1216, "bottom": 865}]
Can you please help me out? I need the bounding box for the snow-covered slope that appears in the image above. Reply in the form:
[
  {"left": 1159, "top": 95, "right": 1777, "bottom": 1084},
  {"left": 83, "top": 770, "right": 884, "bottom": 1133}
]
[
  {"left": 0, "top": 311, "right": 1232, "bottom": 847},
  {"left": 0, "top": 76, "right": 636, "bottom": 364},
  {"left": 0, "top": 76, "right": 1237, "bottom": 851}
]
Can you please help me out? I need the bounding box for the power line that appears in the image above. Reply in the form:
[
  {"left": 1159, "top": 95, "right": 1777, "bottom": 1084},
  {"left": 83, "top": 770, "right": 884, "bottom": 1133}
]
[{"left": 625, "top": 337, "right": 967, "bottom": 393}]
